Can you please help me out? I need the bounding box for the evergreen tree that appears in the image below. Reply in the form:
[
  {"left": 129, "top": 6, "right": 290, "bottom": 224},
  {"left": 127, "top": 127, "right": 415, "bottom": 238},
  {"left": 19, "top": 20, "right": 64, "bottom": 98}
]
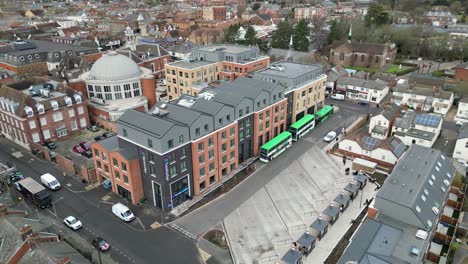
[
  {"left": 224, "top": 24, "right": 240, "bottom": 44},
  {"left": 243, "top": 26, "right": 257, "bottom": 46},
  {"left": 364, "top": 4, "right": 390, "bottom": 27},
  {"left": 270, "top": 21, "right": 292, "bottom": 49},
  {"left": 292, "top": 19, "right": 310, "bottom": 52}
]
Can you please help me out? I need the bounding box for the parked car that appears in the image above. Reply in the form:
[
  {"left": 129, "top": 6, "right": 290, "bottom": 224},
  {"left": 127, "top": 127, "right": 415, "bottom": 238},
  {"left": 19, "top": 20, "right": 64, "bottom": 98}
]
[
  {"left": 72, "top": 145, "right": 85, "bottom": 154},
  {"left": 92, "top": 237, "right": 110, "bottom": 251},
  {"left": 323, "top": 131, "right": 337, "bottom": 142},
  {"left": 64, "top": 216, "right": 82, "bottom": 231},
  {"left": 40, "top": 173, "right": 61, "bottom": 190},
  {"left": 331, "top": 94, "right": 345, "bottom": 100},
  {"left": 94, "top": 136, "right": 105, "bottom": 141},
  {"left": 103, "top": 179, "right": 112, "bottom": 190},
  {"left": 102, "top": 132, "right": 113, "bottom": 138},
  {"left": 79, "top": 141, "right": 91, "bottom": 151},
  {"left": 358, "top": 101, "right": 369, "bottom": 106},
  {"left": 44, "top": 141, "right": 57, "bottom": 149},
  {"left": 112, "top": 203, "right": 135, "bottom": 222},
  {"left": 81, "top": 150, "right": 93, "bottom": 158},
  {"left": 87, "top": 125, "right": 100, "bottom": 132}
]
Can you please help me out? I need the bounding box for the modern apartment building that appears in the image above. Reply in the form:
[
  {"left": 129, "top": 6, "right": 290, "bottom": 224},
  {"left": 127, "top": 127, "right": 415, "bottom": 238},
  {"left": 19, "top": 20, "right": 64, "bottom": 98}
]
[
  {"left": 95, "top": 77, "right": 287, "bottom": 209},
  {"left": 165, "top": 45, "right": 270, "bottom": 100},
  {"left": 0, "top": 77, "right": 88, "bottom": 150},
  {"left": 252, "top": 61, "right": 326, "bottom": 127}
]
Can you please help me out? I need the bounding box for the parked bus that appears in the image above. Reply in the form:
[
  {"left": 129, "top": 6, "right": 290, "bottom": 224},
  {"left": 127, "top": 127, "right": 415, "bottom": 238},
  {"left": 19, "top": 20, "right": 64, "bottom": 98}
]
[
  {"left": 289, "top": 114, "right": 315, "bottom": 141},
  {"left": 259, "top": 132, "right": 292, "bottom": 163},
  {"left": 314, "top": 105, "right": 334, "bottom": 124}
]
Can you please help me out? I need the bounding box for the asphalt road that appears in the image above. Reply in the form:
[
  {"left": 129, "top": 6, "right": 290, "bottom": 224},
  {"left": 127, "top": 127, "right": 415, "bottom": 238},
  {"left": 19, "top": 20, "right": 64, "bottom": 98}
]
[
  {"left": 0, "top": 139, "right": 203, "bottom": 264},
  {"left": 172, "top": 105, "right": 362, "bottom": 238}
]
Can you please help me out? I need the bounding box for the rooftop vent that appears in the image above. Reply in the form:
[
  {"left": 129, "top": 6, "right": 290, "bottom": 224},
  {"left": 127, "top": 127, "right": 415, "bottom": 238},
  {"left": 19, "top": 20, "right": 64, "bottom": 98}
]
[
  {"left": 415, "top": 229, "right": 428, "bottom": 240},
  {"left": 160, "top": 103, "right": 167, "bottom": 109}
]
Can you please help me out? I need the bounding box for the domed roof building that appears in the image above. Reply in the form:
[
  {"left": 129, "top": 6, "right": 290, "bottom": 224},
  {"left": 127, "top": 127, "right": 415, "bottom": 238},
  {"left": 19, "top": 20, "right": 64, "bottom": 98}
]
[{"left": 71, "top": 51, "right": 157, "bottom": 131}]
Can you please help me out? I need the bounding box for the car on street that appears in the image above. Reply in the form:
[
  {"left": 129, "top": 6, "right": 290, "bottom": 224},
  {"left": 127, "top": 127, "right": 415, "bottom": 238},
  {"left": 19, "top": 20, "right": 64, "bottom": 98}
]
[
  {"left": 79, "top": 141, "right": 91, "bottom": 151},
  {"left": 81, "top": 150, "right": 93, "bottom": 158},
  {"left": 358, "top": 101, "right": 369, "bottom": 106},
  {"left": 112, "top": 203, "right": 135, "bottom": 222},
  {"left": 72, "top": 145, "right": 85, "bottom": 154},
  {"left": 64, "top": 216, "right": 82, "bottom": 230},
  {"left": 87, "top": 125, "right": 100, "bottom": 132},
  {"left": 94, "top": 135, "right": 105, "bottom": 141},
  {"left": 40, "top": 173, "right": 61, "bottom": 190},
  {"left": 44, "top": 141, "right": 57, "bottom": 149},
  {"left": 323, "top": 131, "right": 337, "bottom": 142},
  {"left": 92, "top": 237, "right": 110, "bottom": 251},
  {"left": 102, "top": 132, "right": 113, "bottom": 138},
  {"left": 103, "top": 179, "right": 112, "bottom": 190}
]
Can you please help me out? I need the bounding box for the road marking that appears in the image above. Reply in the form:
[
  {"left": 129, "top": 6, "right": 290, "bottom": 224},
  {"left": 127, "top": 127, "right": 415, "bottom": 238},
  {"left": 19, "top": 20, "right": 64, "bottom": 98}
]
[{"left": 168, "top": 223, "right": 197, "bottom": 241}]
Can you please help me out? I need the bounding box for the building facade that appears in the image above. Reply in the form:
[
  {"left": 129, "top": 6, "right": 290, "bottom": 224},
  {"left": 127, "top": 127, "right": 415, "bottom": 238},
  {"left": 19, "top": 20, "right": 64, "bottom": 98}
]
[
  {"left": 453, "top": 123, "right": 468, "bottom": 161},
  {"left": 335, "top": 76, "right": 389, "bottom": 103},
  {"left": 328, "top": 41, "right": 397, "bottom": 68},
  {"left": 392, "top": 82, "right": 453, "bottom": 115},
  {"left": 0, "top": 78, "right": 88, "bottom": 149}
]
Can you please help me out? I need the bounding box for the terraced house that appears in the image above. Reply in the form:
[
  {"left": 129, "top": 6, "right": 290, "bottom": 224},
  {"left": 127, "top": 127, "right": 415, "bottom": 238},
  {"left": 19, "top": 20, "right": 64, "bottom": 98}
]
[{"left": 92, "top": 77, "right": 287, "bottom": 209}]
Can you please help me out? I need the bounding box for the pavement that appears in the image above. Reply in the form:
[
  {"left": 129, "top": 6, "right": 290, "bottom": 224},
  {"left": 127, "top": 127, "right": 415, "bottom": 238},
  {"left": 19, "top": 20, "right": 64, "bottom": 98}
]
[{"left": 0, "top": 137, "right": 203, "bottom": 264}]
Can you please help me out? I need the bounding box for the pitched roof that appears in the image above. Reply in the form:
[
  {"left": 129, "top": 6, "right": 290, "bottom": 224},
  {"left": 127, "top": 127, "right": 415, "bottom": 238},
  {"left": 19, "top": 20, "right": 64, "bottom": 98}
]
[
  {"left": 458, "top": 123, "right": 468, "bottom": 139},
  {"left": 329, "top": 40, "right": 389, "bottom": 54},
  {"left": 337, "top": 76, "right": 388, "bottom": 91},
  {"left": 118, "top": 109, "right": 175, "bottom": 138}
]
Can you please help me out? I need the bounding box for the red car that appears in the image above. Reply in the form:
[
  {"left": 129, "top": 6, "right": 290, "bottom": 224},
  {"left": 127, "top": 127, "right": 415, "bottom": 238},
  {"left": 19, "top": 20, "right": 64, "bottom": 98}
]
[
  {"left": 79, "top": 141, "right": 91, "bottom": 151},
  {"left": 72, "top": 145, "right": 85, "bottom": 154}
]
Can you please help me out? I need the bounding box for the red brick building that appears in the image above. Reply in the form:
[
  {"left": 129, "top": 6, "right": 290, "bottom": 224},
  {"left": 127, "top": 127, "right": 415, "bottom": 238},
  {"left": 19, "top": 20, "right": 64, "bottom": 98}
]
[
  {"left": 455, "top": 62, "right": 468, "bottom": 81},
  {"left": 328, "top": 41, "right": 397, "bottom": 68},
  {"left": 0, "top": 77, "right": 89, "bottom": 150}
]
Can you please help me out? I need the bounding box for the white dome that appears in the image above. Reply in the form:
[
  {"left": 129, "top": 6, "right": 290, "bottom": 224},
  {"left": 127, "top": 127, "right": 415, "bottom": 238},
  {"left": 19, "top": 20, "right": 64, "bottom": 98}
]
[{"left": 89, "top": 51, "right": 141, "bottom": 81}]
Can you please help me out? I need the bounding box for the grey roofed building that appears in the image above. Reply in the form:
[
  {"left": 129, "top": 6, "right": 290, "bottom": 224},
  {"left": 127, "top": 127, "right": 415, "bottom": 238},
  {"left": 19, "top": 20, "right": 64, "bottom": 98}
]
[
  {"left": 372, "top": 125, "right": 387, "bottom": 136},
  {"left": 310, "top": 218, "right": 328, "bottom": 234},
  {"left": 337, "top": 76, "right": 389, "bottom": 91},
  {"left": 296, "top": 232, "right": 316, "bottom": 248},
  {"left": 98, "top": 135, "right": 138, "bottom": 160},
  {"left": 393, "top": 83, "right": 453, "bottom": 100},
  {"left": 380, "top": 103, "right": 400, "bottom": 121},
  {"left": 458, "top": 123, "right": 468, "bottom": 139},
  {"left": 322, "top": 205, "right": 340, "bottom": 219},
  {"left": 375, "top": 144, "right": 455, "bottom": 230},
  {"left": 393, "top": 110, "right": 416, "bottom": 130},
  {"left": 334, "top": 193, "right": 351, "bottom": 208},
  {"left": 327, "top": 65, "right": 348, "bottom": 82},
  {"left": 119, "top": 109, "right": 175, "bottom": 139},
  {"left": 280, "top": 249, "right": 302, "bottom": 264},
  {"left": 404, "top": 128, "right": 436, "bottom": 141},
  {"left": 167, "top": 60, "right": 214, "bottom": 69},
  {"left": 344, "top": 183, "right": 359, "bottom": 197}
]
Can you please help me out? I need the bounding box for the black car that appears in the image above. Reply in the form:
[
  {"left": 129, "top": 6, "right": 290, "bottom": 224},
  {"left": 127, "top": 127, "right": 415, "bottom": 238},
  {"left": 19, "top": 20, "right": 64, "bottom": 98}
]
[
  {"left": 358, "top": 101, "right": 369, "bottom": 106},
  {"left": 102, "top": 132, "right": 113, "bottom": 138},
  {"left": 44, "top": 141, "right": 57, "bottom": 149},
  {"left": 92, "top": 237, "right": 110, "bottom": 251},
  {"left": 81, "top": 150, "right": 93, "bottom": 158},
  {"left": 94, "top": 136, "right": 105, "bottom": 141}
]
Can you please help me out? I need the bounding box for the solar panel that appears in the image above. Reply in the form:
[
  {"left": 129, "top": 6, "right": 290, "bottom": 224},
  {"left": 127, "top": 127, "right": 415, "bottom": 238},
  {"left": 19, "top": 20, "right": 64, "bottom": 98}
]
[
  {"left": 363, "top": 136, "right": 380, "bottom": 150},
  {"left": 415, "top": 114, "right": 441, "bottom": 127}
]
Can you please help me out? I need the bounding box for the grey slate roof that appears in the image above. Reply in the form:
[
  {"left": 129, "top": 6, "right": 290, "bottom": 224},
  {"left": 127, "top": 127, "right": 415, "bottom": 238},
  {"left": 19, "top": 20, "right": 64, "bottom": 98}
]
[
  {"left": 393, "top": 83, "right": 453, "bottom": 100},
  {"left": 337, "top": 76, "right": 388, "bottom": 91},
  {"left": 379, "top": 103, "right": 400, "bottom": 121},
  {"left": 405, "top": 128, "right": 436, "bottom": 141},
  {"left": 327, "top": 65, "right": 348, "bottom": 82},
  {"left": 97, "top": 135, "right": 137, "bottom": 160},
  {"left": 344, "top": 183, "right": 359, "bottom": 194},
  {"left": 296, "top": 232, "right": 316, "bottom": 247},
  {"left": 281, "top": 249, "right": 302, "bottom": 264},
  {"left": 334, "top": 193, "right": 351, "bottom": 206},
  {"left": 255, "top": 62, "right": 322, "bottom": 79},
  {"left": 119, "top": 109, "right": 174, "bottom": 138},
  {"left": 375, "top": 145, "right": 455, "bottom": 230},
  {"left": 371, "top": 125, "right": 387, "bottom": 135},
  {"left": 157, "top": 102, "right": 203, "bottom": 126},
  {"left": 310, "top": 218, "right": 328, "bottom": 232},
  {"left": 458, "top": 123, "right": 468, "bottom": 139},
  {"left": 393, "top": 110, "right": 416, "bottom": 129},
  {"left": 190, "top": 96, "right": 225, "bottom": 115},
  {"left": 322, "top": 205, "right": 340, "bottom": 218}
]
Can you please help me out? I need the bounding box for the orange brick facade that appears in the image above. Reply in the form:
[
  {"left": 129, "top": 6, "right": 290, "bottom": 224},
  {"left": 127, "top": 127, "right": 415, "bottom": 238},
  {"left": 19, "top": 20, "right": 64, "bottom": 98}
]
[
  {"left": 219, "top": 57, "right": 270, "bottom": 81},
  {"left": 455, "top": 67, "right": 468, "bottom": 81}
]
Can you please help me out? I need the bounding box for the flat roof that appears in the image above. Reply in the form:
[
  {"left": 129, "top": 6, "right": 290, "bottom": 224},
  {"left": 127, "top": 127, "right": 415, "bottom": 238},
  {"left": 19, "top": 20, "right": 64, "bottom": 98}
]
[
  {"left": 195, "top": 45, "right": 256, "bottom": 54},
  {"left": 256, "top": 62, "right": 322, "bottom": 79},
  {"left": 168, "top": 60, "right": 215, "bottom": 69}
]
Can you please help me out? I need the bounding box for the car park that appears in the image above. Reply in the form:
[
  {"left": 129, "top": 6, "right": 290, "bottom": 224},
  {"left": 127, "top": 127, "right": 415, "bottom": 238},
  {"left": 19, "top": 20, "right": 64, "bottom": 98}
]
[
  {"left": 81, "top": 150, "right": 93, "bottom": 158},
  {"left": 112, "top": 203, "right": 135, "bottom": 222},
  {"left": 92, "top": 237, "right": 110, "bottom": 251},
  {"left": 323, "top": 131, "right": 337, "bottom": 142},
  {"left": 44, "top": 141, "right": 57, "bottom": 149},
  {"left": 103, "top": 179, "right": 112, "bottom": 190},
  {"left": 64, "top": 216, "right": 82, "bottom": 230},
  {"left": 40, "top": 173, "right": 61, "bottom": 190},
  {"left": 72, "top": 145, "right": 85, "bottom": 154}
]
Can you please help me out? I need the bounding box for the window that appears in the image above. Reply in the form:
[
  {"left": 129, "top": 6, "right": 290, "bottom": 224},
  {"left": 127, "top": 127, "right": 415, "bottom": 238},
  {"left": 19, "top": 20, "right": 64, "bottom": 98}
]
[
  {"left": 239, "top": 131, "right": 244, "bottom": 140},
  {"left": 230, "top": 127, "right": 235, "bottom": 136},
  {"left": 444, "top": 179, "right": 450, "bottom": 186},
  {"left": 246, "top": 106, "right": 250, "bottom": 114},
  {"left": 181, "top": 160, "right": 187, "bottom": 172},
  {"left": 259, "top": 124, "right": 263, "bottom": 132},
  {"left": 199, "top": 155, "right": 205, "bottom": 164},
  {"left": 113, "top": 158, "right": 118, "bottom": 167},
  {"left": 230, "top": 139, "right": 235, "bottom": 148},
  {"left": 222, "top": 131, "right": 226, "bottom": 140},
  {"left": 200, "top": 181, "right": 206, "bottom": 191},
  {"left": 222, "top": 143, "right": 227, "bottom": 152},
  {"left": 198, "top": 142, "right": 204, "bottom": 152},
  {"left": 29, "top": 120, "right": 36, "bottom": 129},
  {"left": 266, "top": 121, "right": 270, "bottom": 128},
  {"left": 204, "top": 124, "right": 209, "bottom": 131},
  {"left": 97, "top": 161, "right": 102, "bottom": 169},
  {"left": 170, "top": 166, "right": 177, "bottom": 177},
  {"left": 424, "top": 189, "right": 429, "bottom": 196},
  {"left": 209, "top": 150, "right": 214, "bottom": 159},
  {"left": 208, "top": 138, "right": 214, "bottom": 147},
  {"left": 121, "top": 162, "right": 127, "bottom": 172},
  {"left": 426, "top": 220, "right": 432, "bottom": 228},
  {"left": 168, "top": 139, "right": 173, "bottom": 148},
  {"left": 246, "top": 128, "right": 250, "bottom": 135},
  {"left": 421, "top": 195, "right": 426, "bottom": 202},
  {"left": 123, "top": 129, "right": 128, "bottom": 137},
  {"left": 179, "top": 135, "right": 184, "bottom": 143},
  {"left": 148, "top": 139, "right": 153, "bottom": 148},
  {"left": 94, "top": 149, "right": 100, "bottom": 158},
  {"left": 227, "top": 115, "right": 231, "bottom": 122},
  {"left": 40, "top": 117, "right": 47, "bottom": 126},
  {"left": 68, "top": 109, "right": 75, "bottom": 117},
  {"left": 339, "top": 52, "right": 345, "bottom": 61},
  {"left": 222, "top": 155, "right": 227, "bottom": 164},
  {"left": 230, "top": 151, "right": 235, "bottom": 159},
  {"left": 77, "top": 106, "right": 84, "bottom": 115},
  {"left": 149, "top": 152, "right": 155, "bottom": 162},
  {"left": 104, "top": 165, "right": 109, "bottom": 173},
  {"left": 200, "top": 167, "right": 206, "bottom": 177},
  {"left": 71, "top": 120, "right": 77, "bottom": 130},
  {"left": 115, "top": 171, "right": 120, "bottom": 180},
  {"left": 209, "top": 162, "right": 215, "bottom": 172},
  {"left": 238, "top": 109, "right": 243, "bottom": 117},
  {"left": 415, "top": 206, "right": 421, "bottom": 213},
  {"left": 259, "top": 113, "right": 263, "bottom": 121},
  {"left": 196, "top": 128, "right": 200, "bottom": 136}
]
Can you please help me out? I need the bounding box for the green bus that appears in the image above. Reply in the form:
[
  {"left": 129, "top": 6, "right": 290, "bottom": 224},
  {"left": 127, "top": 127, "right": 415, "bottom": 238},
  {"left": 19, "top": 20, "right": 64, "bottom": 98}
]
[
  {"left": 289, "top": 114, "right": 315, "bottom": 141},
  {"left": 314, "top": 105, "right": 334, "bottom": 124},
  {"left": 259, "top": 131, "right": 292, "bottom": 163}
]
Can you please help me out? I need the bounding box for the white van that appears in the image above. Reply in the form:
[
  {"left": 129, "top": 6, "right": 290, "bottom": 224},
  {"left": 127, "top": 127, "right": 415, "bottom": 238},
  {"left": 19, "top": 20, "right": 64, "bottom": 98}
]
[
  {"left": 112, "top": 203, "right": 135, "bottom": 222},
  {"left": 40, "top": 173, "right": 61, "bottom": 190},
  {"left": 331, "top": 94, "right": 345, "bottom": 100}
]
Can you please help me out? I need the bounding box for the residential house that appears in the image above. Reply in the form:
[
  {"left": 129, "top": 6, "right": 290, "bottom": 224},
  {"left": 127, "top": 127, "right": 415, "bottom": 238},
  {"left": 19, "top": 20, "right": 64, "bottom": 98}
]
[
  {"left": 455, "top": 97, "right": 468, "bottom": 125},
  {"left": 325, "top": 65, "right": 348, "bottom": 94},
  {"left": 335, "top": 76, "right": 389, "bottom": 103},
  {"left": 0, "top": 78, "right": 89, "bottom": 150},
  {"left": 328, "top": 41, "right": 397, "bottom": 68},
  {"left": 453, "top": 123, "right": 468, "bottom": 162},
  {"left": 424, "top": 10, "right": 457, "bottom": 26},
  {"left": 368, "top": 103, "right": 400, "bottom": 140},
  {"left": 338, "top": 144, "right": 456, "bottom": 264},
  {"left": 391, "top": 111, "right": 443, "bottom": 148}
]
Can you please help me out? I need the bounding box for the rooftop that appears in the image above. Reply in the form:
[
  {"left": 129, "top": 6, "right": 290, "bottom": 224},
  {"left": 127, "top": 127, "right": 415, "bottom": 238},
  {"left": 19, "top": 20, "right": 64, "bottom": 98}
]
[
  {"left": 337, "top": 76, "right": 388, "bottom": 91},
  {"left": 255, "top": 61, "right": 323, "bottom": 79},
  {"left": 0, "top": 39, "right": 97, "bottom": 56},
  {"left": 195, "top": 44, "right": 257, "bottom": 54},
  {"left": 168, "top": 60, "right": 215, "bottom": 69}
]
